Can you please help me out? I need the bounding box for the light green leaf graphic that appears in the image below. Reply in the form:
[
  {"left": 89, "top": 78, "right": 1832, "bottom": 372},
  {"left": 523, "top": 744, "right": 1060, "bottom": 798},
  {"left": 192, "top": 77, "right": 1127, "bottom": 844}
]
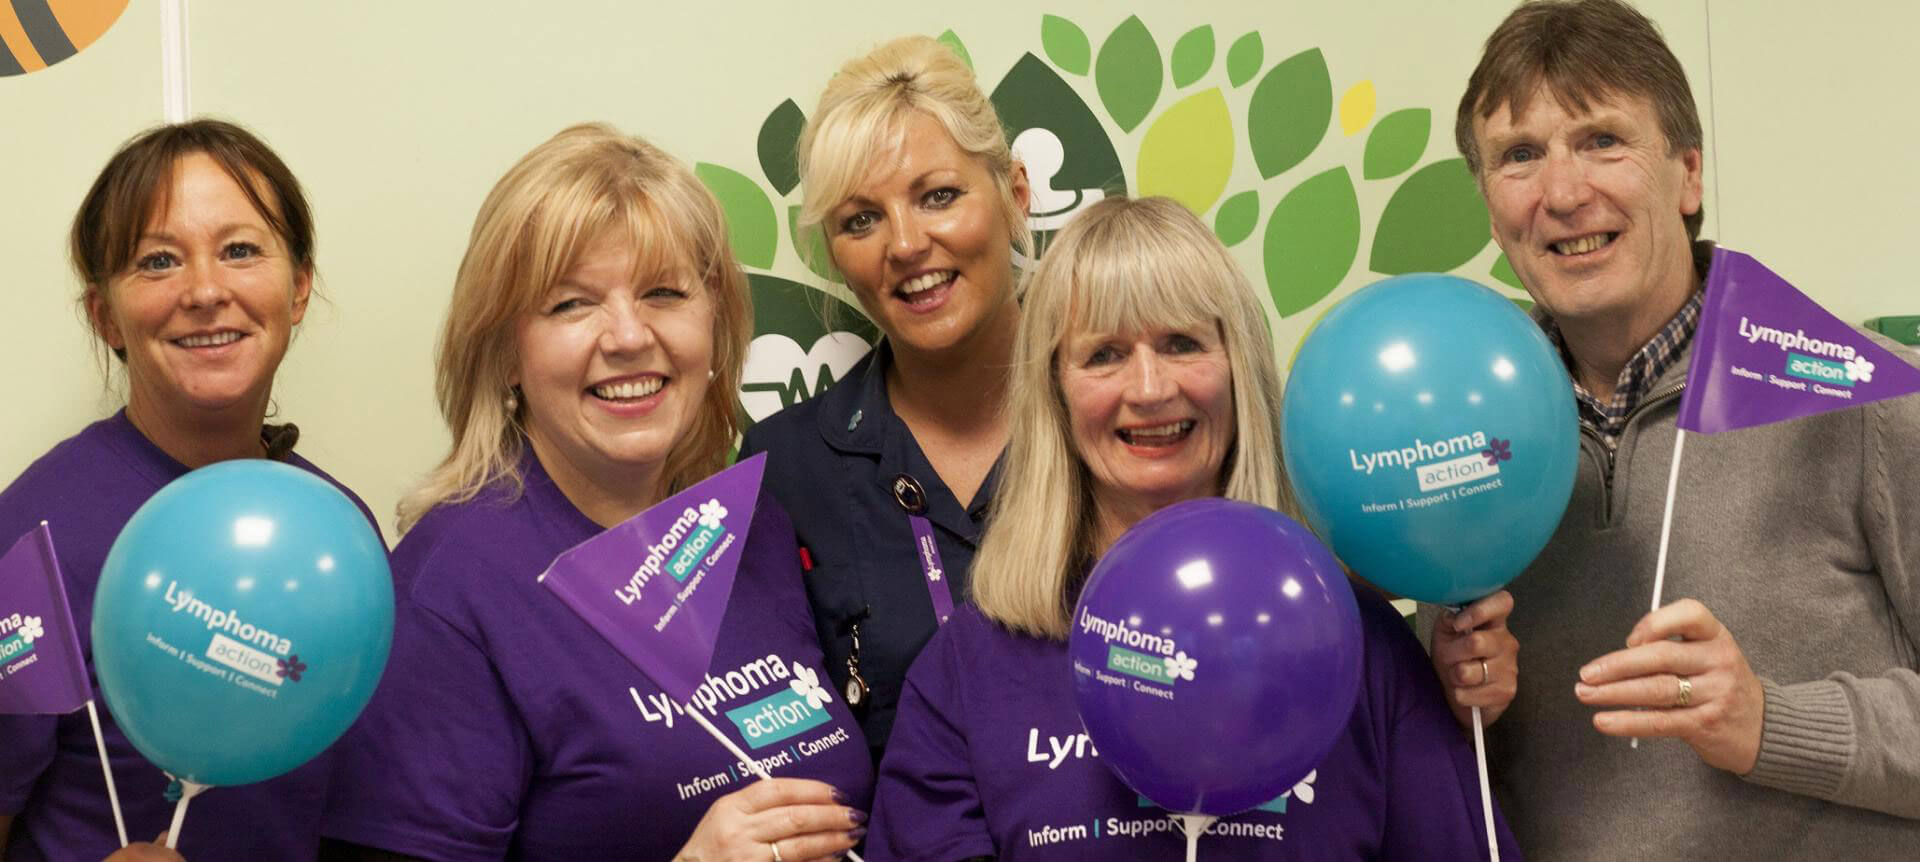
[
  {"left": 1138, "top": 88, "right": 1233, "bottom": 214},
  {"left": 1214, "top": 190, "right": 1259, "bottom": 247},
  {"left": 1491, "top": 253, "right": 1525, "bottom": 289},
  {"left": 757, "top": 99, "right": 806, "bottom": 197},
  {"left": 788, "top": 205, "right": 839, "bottom": 282},
  {"left": 1171, "top": 25, "right": 1214, "bottom": 88},
  {"left": 1370, "top": 158, "right": 1492, "bottom": 275},
  {"left": 1510, "top": 297, "right": 1536, "bottom": 312},
  {"left": 1264, "top": 166, "right": 1360, "bottom": 317},
  {"left": 1362, "top": 108, "right": 1430, "bottom": 180},
  {"left": 1042, "top": 14, "right": 1092, "bottom": 76},
  {"left": 695, "top": 163, "right": 777, "bottom": 270},
  {"left": 1247, "top": 48, "right": 1332, "bottom": 179},
  {"left": 1095, "top": 16, "right": 1162, "bottom": 133},
  {"left": 938, "top": 29, "right": 973, "bottom": 70},
  {"left": 1226, "top": 32, "right": 1263, "bottom": 88}
]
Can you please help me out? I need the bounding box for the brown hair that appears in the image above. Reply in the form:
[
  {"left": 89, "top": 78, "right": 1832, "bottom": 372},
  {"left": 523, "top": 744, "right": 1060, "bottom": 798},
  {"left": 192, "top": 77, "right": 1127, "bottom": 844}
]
[
  {"left": 1456, "top": 0, "right": 1705, "bottom": 239},
  {"left": 71, "top": 119, "right": 316, "bottom": 359}
]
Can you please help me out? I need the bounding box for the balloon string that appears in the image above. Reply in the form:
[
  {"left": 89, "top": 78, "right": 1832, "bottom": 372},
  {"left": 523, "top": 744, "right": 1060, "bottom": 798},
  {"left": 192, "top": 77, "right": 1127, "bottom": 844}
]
[
  {"left": 682, "top": 707, "right": 865, "bottom": 862},
  {"left": 85, "top": 700, "right": 128, "bottom": 847},
  {"left": 162, "top": 779, "right": 207, "bottom": 850},
  {"left": 1176, "top": 813, "right": 1216, "bottom": 862},
  {"left": 1635, "top": 426, "right": 1689, "bottom": 750},
  {"left": 1471, "top": 706, "right": 1500, "bottom": 862}
]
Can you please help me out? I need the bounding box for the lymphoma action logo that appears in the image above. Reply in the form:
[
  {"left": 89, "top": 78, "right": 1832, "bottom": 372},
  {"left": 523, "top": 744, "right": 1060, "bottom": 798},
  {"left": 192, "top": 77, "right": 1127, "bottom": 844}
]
[
  {"left": 1078, "top": 606, "right": 1197, "bottom": 689},
  {"left": 706, "top": 14, "right": 1529, "bottom": 428},
  {"left": 1739, "top": 317, "right": 1875, "bottom": 389},
  {"left": 0, "top": 612, "right": 44, "bottom": 667},
  {"left": 1350, "top": 431, "right": 1511, "bottom": 495},
  {"left": 0, "top": 1, "right": 127, "bottom": 77}
]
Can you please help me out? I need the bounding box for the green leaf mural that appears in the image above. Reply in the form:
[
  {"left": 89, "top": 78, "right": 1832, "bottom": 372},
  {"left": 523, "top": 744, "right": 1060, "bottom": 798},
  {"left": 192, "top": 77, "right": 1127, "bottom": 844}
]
[
  {"left": 788, "top": 205, "right": 839, "bottom": 282},
  {"left": 1247, "top": 48, "right": 1332, "bottom": 179},
  {"left": 1226, "top": 32, "right": 1262, "bottom": 88},
  {"left": 992, "top": 53, "right": 1128, "bottom": 222},
  {"left": 1264, "top": 166, "right": 1360, "bottom": 317},
  {"left": 1214, "top": 190, "right": 1259, "bottom": 247},
  {"left": 1362, "top": 108, "right": 1429, "bottom": 180},
  {"left": 1171, "top": 25, "right": 1214, "bottom": 88},
  {"left": 1138, "top": 88, "right": 1233, "bottom": 215},
  {"left": 757, "top": 100, "right": 806, "bottom": 197},
  {"left": 1041, "top": 14, "right": 1091, "bottom": 75},
  {"left": 938, "top": 29, "right": 973, "bottom": 69},
  {"left": 1095, "top": 16, "right": 1162, "bottom": 133},
  {"left": 1491, "top": 253, "right": 1525, "bottom": 290},
  {"left": 1369, "top": 158, "right": 1491, "bottom": 275},
  {"left": 695, "top": 163, "right": 778, "bottom": 270},
  {"left": 740, "top": 273, "right": 878, "bottom": 425}
]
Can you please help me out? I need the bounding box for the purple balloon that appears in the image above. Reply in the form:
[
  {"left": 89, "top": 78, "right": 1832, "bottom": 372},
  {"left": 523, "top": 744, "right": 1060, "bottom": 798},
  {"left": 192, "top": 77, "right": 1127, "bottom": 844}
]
[{"left": 1070, "top": 498, "right": 1363, "bottom": 817}]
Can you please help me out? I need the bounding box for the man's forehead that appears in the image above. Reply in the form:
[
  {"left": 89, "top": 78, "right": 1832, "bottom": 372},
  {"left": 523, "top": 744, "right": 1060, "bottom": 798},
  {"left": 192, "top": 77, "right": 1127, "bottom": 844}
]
[{"left": 1476, "top": 84, "right": 1651, "bottom": 138}]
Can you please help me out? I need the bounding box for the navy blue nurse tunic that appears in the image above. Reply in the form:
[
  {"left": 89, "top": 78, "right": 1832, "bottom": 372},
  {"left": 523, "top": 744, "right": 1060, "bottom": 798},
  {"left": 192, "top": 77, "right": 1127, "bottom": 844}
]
[{"left": 738, "top": 341, "right": 999, "bottom": 763}]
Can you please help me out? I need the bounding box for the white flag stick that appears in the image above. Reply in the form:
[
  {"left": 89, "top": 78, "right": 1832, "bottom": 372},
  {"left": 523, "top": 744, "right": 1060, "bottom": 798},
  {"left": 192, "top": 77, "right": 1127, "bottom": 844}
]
[
  {"left": 83, "top": 700, "right": 128, "bottom": 847},
  {"left": 682, "top": 707, "right": 864, "bottom": 862},
  {"left": 1176, "top": 813, "right": 1217, "bottom": 862},
  {"left": 1633, "top": 426, "right": 1689, "bottom": 749},
  {"left": 161, "top": 778, "right": 208, "bottom": 850},
  {"left": 159, "top": 0, "right": 190, "bottom": 122},
  {"left": 1471, "top": 706, "right": 1500, "bottom": 861}
]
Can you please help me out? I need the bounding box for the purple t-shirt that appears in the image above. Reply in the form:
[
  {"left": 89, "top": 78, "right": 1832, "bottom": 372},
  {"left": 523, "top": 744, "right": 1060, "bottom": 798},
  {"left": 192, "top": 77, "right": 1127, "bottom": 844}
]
[
  {"left": 0, "top": 411, "right": 381, "bottom": 862},
  {"left": 321, "top": 453, "right": 873, "bottom": 861},
  {"left": 870, "top": 593, "right": 1522, "bottom": 861}
]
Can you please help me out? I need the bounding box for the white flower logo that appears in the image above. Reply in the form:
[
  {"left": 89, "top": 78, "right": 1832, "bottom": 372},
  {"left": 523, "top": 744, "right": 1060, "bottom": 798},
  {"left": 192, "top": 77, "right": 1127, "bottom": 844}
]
[
  {"left": 1281, "top": 770, "right": 1318, "bottom": 805},
  {"left": 19, "top": 616, "right": 45, "bottom": 644},
  {"left": 697, "top": 499, "right": 728, "bottom": 530},
  {"left": 1163, "top": 650, "right": 1198, "bottom": 682},
  {"left": 789, "top": 662, "right": 833, "bottom": 710},
  {"left": 1845, "top": 356, "right": 1875, "bottom": 384}
]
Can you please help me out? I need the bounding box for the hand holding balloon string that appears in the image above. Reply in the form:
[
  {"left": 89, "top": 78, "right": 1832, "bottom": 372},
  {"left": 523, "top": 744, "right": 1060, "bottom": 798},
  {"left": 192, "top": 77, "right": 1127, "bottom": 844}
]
[{"left": 1429, "top": 591, "right": 1519, "bottom": 730}]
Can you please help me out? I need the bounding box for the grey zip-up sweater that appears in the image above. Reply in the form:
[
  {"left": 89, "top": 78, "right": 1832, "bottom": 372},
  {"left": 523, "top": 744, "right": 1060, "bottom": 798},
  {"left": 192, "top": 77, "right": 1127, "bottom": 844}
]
[{"left": 1424, "top": 331, "right": 1920, "bottom": 859}]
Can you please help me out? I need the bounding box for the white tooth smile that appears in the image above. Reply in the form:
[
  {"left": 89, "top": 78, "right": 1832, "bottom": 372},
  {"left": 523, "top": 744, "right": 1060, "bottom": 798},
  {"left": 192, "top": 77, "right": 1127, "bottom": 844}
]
[
  {"left": 176, "top": 332, "right": 242, "bottom": 348},
  {"left": 1119, "top": 420, "right": 1195, "bottom": 444},
  {"left": 591, "top": 378, "right": 664, "bottom": 400},
  {"left": 899, "top": 271, "right": 955, "bottom": 295},
  {"left": 1552, "top": 233, "right": 1615, "bottom": 256}
]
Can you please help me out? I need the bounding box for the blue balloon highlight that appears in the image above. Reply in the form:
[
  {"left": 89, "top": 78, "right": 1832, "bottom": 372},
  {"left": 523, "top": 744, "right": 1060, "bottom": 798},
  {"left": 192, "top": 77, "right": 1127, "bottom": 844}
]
[
  {"left": 1282, "top": 274, "right": 1579, "bottom": 605},
  {"left": 92, "top": 460, "right": 393, "bottom": 787}
]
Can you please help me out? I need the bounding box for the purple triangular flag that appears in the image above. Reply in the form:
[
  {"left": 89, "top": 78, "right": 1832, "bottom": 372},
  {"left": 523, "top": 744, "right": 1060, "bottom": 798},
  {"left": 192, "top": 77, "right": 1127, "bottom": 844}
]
[
  {"left": 539, "top": 454, "right": 766, "bottom": 704},
  {"left": 0, "top": 523, "right": 92, "bottom": 715},
  {"left": 1678, "top": 247, "right": 1920, "bottom": 433}
]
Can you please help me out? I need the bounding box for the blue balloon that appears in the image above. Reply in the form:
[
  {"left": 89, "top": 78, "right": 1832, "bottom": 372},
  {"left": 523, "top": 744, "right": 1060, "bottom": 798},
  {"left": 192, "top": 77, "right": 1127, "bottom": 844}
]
[
  {"left": 93, "top": 461, "right": 393, "bottom": 787},
  {"left": 1281, "top": 275, "right": 1578, "bottom": 605}
]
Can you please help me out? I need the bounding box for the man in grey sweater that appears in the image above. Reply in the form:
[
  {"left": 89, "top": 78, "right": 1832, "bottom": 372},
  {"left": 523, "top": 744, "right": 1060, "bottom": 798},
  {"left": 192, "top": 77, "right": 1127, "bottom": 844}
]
[{"left": 1421, "top": 0, "right": 1920, "bottom": 857}]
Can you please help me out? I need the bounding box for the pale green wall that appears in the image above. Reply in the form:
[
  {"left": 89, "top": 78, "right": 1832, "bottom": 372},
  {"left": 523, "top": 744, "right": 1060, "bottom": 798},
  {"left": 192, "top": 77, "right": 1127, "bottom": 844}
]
[{"left": 3, "top": 1, "right": 1914, "bottom": 539}]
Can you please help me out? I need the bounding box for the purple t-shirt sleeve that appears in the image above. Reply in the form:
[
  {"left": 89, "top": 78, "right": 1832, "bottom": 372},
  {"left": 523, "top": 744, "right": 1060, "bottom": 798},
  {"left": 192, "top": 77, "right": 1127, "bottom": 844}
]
[
  {"left": 322, "top": 539, "right": 534, "bottom": 861},
  {"left": 0, "top": 714, "right": 56, "bottom": 813},
  {"left": 1361, "top": 596, "right": 1523, "bottom": 860},
  {"left": 868, "top": 619, "right": 996, "bottom": 862}
]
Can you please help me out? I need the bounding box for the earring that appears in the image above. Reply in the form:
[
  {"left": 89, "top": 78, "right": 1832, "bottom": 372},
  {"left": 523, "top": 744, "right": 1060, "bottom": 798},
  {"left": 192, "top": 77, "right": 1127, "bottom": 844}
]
[{"left": 505, "top": 387, "right": 520, "bottom": 414}]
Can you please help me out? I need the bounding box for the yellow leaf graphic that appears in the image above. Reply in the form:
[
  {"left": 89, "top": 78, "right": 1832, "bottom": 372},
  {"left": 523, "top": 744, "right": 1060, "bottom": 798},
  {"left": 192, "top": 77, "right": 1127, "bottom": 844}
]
[{"left": 1339, "top": 81, "right": 1375, "bottom": 136}]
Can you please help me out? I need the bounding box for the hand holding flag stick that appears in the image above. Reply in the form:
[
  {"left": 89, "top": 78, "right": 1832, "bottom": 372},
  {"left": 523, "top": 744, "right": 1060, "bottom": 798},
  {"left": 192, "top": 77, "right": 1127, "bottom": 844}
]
[{"left": 0, "top": 523, "right": 127, "bottom": 847}]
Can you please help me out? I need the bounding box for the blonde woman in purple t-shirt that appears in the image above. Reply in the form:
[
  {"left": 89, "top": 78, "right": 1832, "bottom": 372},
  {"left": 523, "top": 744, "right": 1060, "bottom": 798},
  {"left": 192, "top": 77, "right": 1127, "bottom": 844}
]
[
  {"left": 318, "top": 124, "right": 871, "bottom": 862},
  {"left": 0, "top": 120, "right": 380, "bottom": 862},
  {"left": 866, "top": 197, "right": 1522, "bottom": 860}
]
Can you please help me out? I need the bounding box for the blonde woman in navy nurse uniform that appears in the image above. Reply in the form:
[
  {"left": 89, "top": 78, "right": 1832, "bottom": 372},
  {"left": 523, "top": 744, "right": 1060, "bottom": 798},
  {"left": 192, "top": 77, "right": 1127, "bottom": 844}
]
[{"left": 737, "top": 34, "right": 1032, "bottom": 764}]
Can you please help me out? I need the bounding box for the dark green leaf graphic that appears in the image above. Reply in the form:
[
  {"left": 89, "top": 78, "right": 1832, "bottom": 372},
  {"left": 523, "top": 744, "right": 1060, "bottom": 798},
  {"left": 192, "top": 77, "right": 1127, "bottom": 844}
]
[
  {"left": 1171, "top": 25, "right": 1214, "bottom": 88},
  {"left": 1362, "top": 108, "right": 1429, "bottom": 180},
  {"left": 1226, "top": 32, "right": 1263, "bottom": 88},
  {"left": 938, "top": 29, "right": 973, "bottom": 70},
  {"left": 757, "top": 100, "right": 806, "bottom": 196},
  {"left": 992, "top": 53, "right": 1128, "bottom": 205},
  {"left": 695, "top": 163, "right": 778, "bottom": 270},
  {"left": 789, "top": 205, "right": 840, "bottom": 282},
  {"left": 1041, "top": 14, "right": 1091, "bottom": 75},
  {"left": 1214, "top": 190, "right": 1259, "bottom": 247},
  {"left": 747, "top": 274, "right": 877, "bottom": 344},
  {"left": 1491, "top": 253, "right": 1525, "bottom": 290},
  {"left": 1264, "top": 166, "right": 1360, "bottom": 317},
  {"left": 740, "top": 273, "right": 878, "bottom": 425},
  {"left": 1371, "top": 158, "right": 1491, "bottom": 275},
  {"left": 1247, "top": 48, "right": 1331, "bottom": 179},
  {"left": 1095, "top": 16, "right": 1162, "bottom": 133},
  {"left": 1137, "top": 88, "right": 1234, "bottom": 214},
  {"left": 1510, "top": 297, "right": 1535, "bottom": 312}
]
